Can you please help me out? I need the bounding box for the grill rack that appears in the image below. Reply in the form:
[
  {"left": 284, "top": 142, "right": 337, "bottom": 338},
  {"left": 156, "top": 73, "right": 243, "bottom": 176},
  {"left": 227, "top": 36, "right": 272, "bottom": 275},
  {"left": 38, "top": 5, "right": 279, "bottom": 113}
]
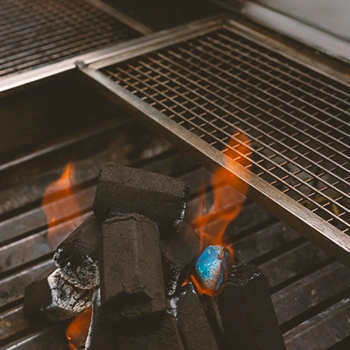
[
  {"left": 78, "top": 16, "right": 350, "bottom": 267},
  {"left": 0, "top": 0, "right": 152, "bottom": 94}
]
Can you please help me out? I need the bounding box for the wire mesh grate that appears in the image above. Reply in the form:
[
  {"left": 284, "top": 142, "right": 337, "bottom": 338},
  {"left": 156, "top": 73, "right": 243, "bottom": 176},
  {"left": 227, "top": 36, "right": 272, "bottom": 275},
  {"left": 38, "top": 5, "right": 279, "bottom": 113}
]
[
  {"left": 100, "top": 26, "right": 350, "bottom": 235},
  {"left": 0, "top": 0, "right": 141, "bottom": 77}
]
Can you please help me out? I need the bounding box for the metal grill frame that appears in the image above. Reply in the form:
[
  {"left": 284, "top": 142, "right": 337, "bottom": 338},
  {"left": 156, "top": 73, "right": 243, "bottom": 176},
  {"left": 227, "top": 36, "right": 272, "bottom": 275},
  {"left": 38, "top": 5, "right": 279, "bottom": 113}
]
[
  {"left": 0, "top": 0, "right": 152, "bottom": 96},
  {"left": 78, "top": 15, "right": 350, "bottom": 268}
]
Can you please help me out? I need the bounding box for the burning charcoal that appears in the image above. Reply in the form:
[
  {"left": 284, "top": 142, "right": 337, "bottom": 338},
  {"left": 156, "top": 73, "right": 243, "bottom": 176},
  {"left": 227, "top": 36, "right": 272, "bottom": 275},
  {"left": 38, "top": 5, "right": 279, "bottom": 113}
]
[
  {"left": 88, "top": 290, "right": 182, "bottom": 350},
  {"left": 85, "top": 288, "right": 101, "bottom": 350},
  {"left": 93, "top": 163, "right": 189, "bottom": 236},
  {"left": 89, "top": 289, "right": 183, "bottom": 350},
  {"left": 23, "top": 269, "right": 92, "bottom": 322},
  {"left": 115, "top": 314, "right": 184, "bottom": 350},
  {"left": 218, "top": 264, "right": 286, "bottom": 350},
  {"left": 200, "top": 295, "right": 226, "bottom": 349},
  {"left": 177, "top": 283, "right": 218, "bottom": 350},
  {"left": 89, "top": 313, "right": 184, "bottom": 350},
  {"left": 54, "top": 215, "right": 101, "bottom": 289},
  {"left": 99, "top": 213, "right": 166, "bottom": 324},
  {"left": 160, "top": 222, "right": 200, "bottom": 296},
  {"left": 87, "top": 317, "right": 115, "bottom": 350},
  {"left": 86, "top": 288, "right": 114, "bottom": 350},
  {"left": 191, "top": 245, "right": 230, "bottom": 296},
  {"left": 66, "top": 307, "right": 92, "bottom": 350}
]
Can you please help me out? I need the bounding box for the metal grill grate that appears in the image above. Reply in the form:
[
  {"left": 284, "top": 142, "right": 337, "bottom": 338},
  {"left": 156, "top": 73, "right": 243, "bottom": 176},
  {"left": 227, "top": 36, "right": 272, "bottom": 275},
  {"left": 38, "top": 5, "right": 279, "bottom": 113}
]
[
  {"left": 0, "top": 0, "right": 142, "bottom": 78},
  {"left": 79, "top": 17, "right": 350, "bottom": 266}
]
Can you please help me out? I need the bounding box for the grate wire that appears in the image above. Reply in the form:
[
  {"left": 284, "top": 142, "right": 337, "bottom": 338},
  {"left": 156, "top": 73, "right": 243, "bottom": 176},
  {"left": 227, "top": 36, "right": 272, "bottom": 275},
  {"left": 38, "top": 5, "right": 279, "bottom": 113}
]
[
  {"left": 0, "top": 0, "right": 141, "bottom": 77},
  {"left": 100, "top": 27, "right": 350, "bottom": 235}
]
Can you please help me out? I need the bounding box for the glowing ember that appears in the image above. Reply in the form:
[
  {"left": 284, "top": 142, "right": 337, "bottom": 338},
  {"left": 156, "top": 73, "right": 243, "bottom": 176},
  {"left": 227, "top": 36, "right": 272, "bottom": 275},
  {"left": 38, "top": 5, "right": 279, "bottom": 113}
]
[
  {"left": 66, "top": 307, "right": 92, "bottom": 350},
  {"left": 42, "top": 162, "right": 84, "bottom": 249},
  {"left": 190, "top": 131, "right": 251, "bottom": 296}
]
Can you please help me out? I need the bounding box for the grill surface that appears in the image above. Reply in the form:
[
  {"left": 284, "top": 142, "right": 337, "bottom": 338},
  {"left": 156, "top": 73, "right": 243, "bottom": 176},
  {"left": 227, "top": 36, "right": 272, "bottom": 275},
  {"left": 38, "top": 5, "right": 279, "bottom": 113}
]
[
  {"left": 0, "top": 0, "right": 145, "bottom": 89},
  {"left": 79, "top": 17, "right": 350, "bottom": 267},
  {"left": 104, "top": 27, "right": 350, "bottom": 233}
]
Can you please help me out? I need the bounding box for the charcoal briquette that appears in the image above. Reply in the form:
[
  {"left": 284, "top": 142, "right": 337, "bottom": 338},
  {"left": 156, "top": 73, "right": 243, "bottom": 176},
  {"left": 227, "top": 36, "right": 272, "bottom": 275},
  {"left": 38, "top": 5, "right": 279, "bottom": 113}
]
[
  {"left": 115, "top": 314, "right": 184, "bottom": 350},
  {"left": 85, "top": 288, "right": 101, "bottom": 350},
  {"left": 177, "top": 283, "right": 218, "bottom": 350},
  {"left": 218, "top": 264, "right": 286, "bottom": 350},
  {"left": 54, "top": 215, "right": 101, "bottom": 289},
  {"left": 23, "top": 268, "right": 92, "bottom": 322},
  {"left": 88, "top": 290, "right": 181, "bottom": 350},
  {"left": 199, "top": 295, "right": 226, "bottom": 349},
  {"left": 99, "top": 213, "right": 166, "bottom": 325},
  {"left": 93, "top": 164, "right": 189, "bottom": 236},
  {"left": 160, "top": 222, "right": 200, "bottom": 296},
  {"left": 89, "top": 312, "right": 184, "bottom": 350}
]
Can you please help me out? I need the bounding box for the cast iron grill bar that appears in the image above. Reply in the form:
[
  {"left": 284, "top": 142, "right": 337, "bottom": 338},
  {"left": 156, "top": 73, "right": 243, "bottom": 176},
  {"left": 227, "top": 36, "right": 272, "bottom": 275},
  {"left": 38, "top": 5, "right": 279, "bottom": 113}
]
[
  {"left": 0, "top": 0, "right": 150, "bottom": 86},
  {"left": 79, "top": 17, "right": 350, "bottom": 266}
]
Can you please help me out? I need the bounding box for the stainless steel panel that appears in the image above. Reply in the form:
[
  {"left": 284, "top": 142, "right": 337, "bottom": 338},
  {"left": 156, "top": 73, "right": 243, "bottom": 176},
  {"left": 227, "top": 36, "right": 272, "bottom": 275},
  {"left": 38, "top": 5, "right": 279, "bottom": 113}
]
[{"left": 253, "top": 0, "right": 350, "bottom": 42}]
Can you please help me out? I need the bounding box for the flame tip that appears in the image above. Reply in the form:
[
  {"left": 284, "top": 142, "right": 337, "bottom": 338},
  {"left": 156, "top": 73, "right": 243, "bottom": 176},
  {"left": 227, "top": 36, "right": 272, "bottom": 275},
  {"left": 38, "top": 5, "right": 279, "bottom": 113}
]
[{"left": 42, "top": 162, "right": 84, "bottom": 250}]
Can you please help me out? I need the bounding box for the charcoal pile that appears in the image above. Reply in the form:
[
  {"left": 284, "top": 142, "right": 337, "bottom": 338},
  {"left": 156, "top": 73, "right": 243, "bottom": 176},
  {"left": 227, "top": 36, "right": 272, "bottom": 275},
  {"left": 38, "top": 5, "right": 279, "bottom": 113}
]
[{"left": 23, "top": 163, "right": 285, "bottom": 350}]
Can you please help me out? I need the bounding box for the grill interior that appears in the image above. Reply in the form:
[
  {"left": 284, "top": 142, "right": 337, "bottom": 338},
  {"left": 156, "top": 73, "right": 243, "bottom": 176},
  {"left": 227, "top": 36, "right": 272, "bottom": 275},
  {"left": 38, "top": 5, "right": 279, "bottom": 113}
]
[
  {"left": 1, "top": 4, "right": 350, "bottom": 350},
  {"left": 80, "top": 17, "right": 350, "bottom": 266},
  {"left": 0, "top": 0, "right": 141, "bottom": 78}
]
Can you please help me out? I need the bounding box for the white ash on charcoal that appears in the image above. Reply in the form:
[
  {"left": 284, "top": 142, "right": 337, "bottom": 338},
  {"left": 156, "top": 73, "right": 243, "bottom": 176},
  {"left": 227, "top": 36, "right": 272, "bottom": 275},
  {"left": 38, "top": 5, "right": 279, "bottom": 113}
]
[
  {"left": 23, "top": 268, "right": 92, "bottom": 322},
  {"left": 218, "top": 264, "right": 286, "bottom": 350},
  {"left": 53, "top": 215, "right": 101, "bottom": 290},
  {"left": 98, "top": 213, "right": 166, "bottom": 325},
  {"left": 176, "top": 283, "right": 218, "bottom": 350},
  {"left": 93, "top": 163, "right": 189, "bottom": 236},
  {"left": 160, "top": 222, "right": 200, "bottom": 296}
]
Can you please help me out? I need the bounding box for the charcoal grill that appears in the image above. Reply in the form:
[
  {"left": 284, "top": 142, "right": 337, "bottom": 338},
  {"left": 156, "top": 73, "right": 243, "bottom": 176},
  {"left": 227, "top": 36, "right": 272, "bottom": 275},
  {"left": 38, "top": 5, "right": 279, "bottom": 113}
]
[
  {"left": 78, "top": 15, "right": 350, "bottom": 268},
  {"left": 0, "top": 0, "right": 151, "bottom": 94},
  {"left": 1, "top": 1, "right": 350, "bottom": 349}
]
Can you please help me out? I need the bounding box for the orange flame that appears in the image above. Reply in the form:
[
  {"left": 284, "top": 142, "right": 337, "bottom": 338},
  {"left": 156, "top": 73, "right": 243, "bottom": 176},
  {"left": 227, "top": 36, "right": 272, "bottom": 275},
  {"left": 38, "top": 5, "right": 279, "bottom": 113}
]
[
  {"left": 66, "top": 307, "right": 92, "bottom": 350},
  {"left": 190, "top": 131, "right": 251, "bottom": 296},
  {"left": 42, "top": 163, "right": 91, "bottom": 348},
  {"left": 42, "top": 162, "right": 84, "bottom": 249}
]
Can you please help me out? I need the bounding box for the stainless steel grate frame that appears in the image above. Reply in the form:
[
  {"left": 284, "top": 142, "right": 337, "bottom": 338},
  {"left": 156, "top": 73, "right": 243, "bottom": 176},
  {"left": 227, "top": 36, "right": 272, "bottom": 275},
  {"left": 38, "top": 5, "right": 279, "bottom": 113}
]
[
  {"left": 78, "top": 16, "right": 350, "bottom": 267},
  {"left": 0, "top": 0, "right": 151, "bottom": 94}
]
